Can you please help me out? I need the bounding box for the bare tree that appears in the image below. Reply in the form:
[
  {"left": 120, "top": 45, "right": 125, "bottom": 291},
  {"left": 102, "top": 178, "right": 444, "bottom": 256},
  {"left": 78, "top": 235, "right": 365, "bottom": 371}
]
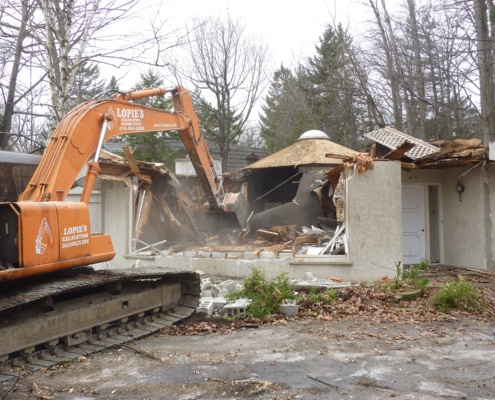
[
  {"left": 368, "top": 0, "right": 404, "bottom": 131},
  {"left": 0, "top": 0, "right": 37, "bottom": 149},
  {"left": 473, "top": 0, "right": 495, "bottom": 143},
  {"left": 35, "top": 0, "right": 144, "bottom": 131},
  {"left": 406, "top": 0, "right": 427, "bottom": 138},
  {"left": 176, "top": 16, "right": 270, "bottom": 172},
  {"left": 0, "top": 0, "right": 189, "bottom": 150}
]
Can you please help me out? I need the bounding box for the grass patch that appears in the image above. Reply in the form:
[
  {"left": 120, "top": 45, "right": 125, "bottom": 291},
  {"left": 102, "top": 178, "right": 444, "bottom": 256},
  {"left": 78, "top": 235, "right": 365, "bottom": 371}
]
[
  {"left": 430, "top": 280, "right": 481, "bottom": 312},
  {"left": 300, "top": 287, "right": 337, "bottom": 306},
  {"left": 226, "top": 267, "right": 295, "bottom": 319}
]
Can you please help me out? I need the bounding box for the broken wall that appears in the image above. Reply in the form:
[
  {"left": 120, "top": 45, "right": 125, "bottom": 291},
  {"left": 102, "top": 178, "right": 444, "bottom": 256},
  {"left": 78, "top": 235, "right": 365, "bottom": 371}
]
[
  {"left": 346, "top": 160, "right": 403, "bottom": 280},
  {"left": 100, "top": 179, "right": 134, "bottom": 268}
]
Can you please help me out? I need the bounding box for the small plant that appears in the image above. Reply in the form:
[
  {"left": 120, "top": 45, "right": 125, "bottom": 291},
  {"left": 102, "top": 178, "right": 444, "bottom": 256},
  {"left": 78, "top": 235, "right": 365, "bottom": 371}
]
[
  {"left": 226, "top": 267, "right": 295, "bottom": 319},
  {"left": 302, "top": 287, "right": 337, "bottom": 306},
  {"left": 402, "top": 259, "right": 430, "bottom": 290},
  {"left": 430, "top": 280, "right": 481, "bottom": 312}
]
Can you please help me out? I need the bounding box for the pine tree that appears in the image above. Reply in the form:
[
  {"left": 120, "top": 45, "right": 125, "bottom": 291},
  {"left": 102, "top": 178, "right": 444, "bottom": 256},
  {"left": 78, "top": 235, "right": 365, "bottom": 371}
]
[
  {"left": 66, "top": 61, "right": 106, "bottom": 111},
  {"left": 259, "top": 65, "right": 312, "bottom": 152},
  {"left": 117, "top": 69, "right": 178, "bottom": 169},
  {"left": 304, "top": 24, "right": 368, "bottom": 149}
]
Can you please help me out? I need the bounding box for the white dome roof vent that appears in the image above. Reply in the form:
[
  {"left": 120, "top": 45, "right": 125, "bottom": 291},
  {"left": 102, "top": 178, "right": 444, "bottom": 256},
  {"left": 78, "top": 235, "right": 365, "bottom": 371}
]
[{"left": 298, "top": 130, "right": 329, "bottom": 141}]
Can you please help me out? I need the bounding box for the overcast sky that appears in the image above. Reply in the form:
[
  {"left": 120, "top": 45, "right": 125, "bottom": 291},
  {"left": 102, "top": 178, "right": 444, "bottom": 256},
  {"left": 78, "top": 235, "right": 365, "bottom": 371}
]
[
  {"left": 110, "top": 0, "right": 375, "bottom": 86},
  {"left": 163, "top": 0, "right": 373, "bottom": 69},
  {"left": 106, "top": 0, "right": 378, "bottom": 122}
]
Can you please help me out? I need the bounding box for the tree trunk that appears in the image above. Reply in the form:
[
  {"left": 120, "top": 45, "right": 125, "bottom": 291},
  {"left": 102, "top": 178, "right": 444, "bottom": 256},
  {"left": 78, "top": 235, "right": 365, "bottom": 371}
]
[
  {"left": 474, "top": 0, "right": 495, "bottom": 143},
  {"left": 0, "top": 0, "right": 33, "bottom": 149},
  {"left": 369, "top": 0, "right": 402, "bottom": 130},
  {"left": 407, "top": 0, "right": 427, "bottom": 139}
]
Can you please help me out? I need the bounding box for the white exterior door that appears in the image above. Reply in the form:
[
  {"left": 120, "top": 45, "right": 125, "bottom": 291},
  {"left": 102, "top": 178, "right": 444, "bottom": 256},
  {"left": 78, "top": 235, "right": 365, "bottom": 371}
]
[{"left": 402, "top": 185, "right": 426, "bottom": 264}]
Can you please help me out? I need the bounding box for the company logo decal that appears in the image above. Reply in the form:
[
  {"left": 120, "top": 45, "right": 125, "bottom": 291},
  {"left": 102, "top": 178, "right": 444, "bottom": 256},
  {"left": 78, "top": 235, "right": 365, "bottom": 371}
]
[
  {"left": 61, "top": 224, "right": 89, "bottom": 249},
  {"left": 35, "top": 217, "right": 54, "bottom": 255}
]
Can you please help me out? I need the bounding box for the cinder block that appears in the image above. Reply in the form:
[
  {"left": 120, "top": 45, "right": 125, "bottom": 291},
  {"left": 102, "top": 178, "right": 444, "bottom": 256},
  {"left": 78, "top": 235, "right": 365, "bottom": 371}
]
[
  {"left": 212, "top": 251, "right": 225, "bottom": 259},
  {"left": 224, "top": 298, "right": 251, "bottom": 316},
  {"left": 197, "top": 251, "right": 211, "bottom": 258},
  {"left": 210, "top": 285, "right": 220, "bottom": 297},
  {"left": 212, "top": 297, "right": 227, "bottom": 308},
  {"left": 184, "top": 250, "right": 198, "bottom": 257},
  {"left": 201, "top": 279, "right": 212, "bottom": 291},
  {"left": 197, "top": 298, "right": 215, "bottom": 315},
  {"left": 260, "top": 251, "right": 276, "bottom": 259},
  {"left": 220, "top": 280, "right": 238, "bottom": 293},
  {"left": 201, "top": 289, "right": 212, "bottom": 297},
  {"left": 279, "top": 303, "right": 299, "bottom": 316}
]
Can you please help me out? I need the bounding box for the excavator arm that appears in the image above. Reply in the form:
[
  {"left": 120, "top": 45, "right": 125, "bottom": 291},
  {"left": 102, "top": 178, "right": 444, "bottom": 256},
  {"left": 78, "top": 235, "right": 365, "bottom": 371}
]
[
  {"left": 19, "top": 86, "right": 221, "bottom": 211},
  {"left": 0, "top": 86, "right": 245, "bottom": 281}
]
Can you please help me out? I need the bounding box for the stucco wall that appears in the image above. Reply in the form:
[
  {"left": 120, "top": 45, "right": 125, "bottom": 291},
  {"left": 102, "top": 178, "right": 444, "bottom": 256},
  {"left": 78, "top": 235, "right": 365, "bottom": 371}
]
[
  {"left": 441, "top": 167, "right": 485, "bottom": 269},
  {"left": 402, "top": 165, "right": 490, "bottom": 271},
  {"left": 483, "top": 164, "right": 495, "bottom": 272},
  {"left": 100, "top": 180, "right": 133, "bottom": 269},
  {"left": 346, "top": 160, "right": 403, "bottom": 280}
]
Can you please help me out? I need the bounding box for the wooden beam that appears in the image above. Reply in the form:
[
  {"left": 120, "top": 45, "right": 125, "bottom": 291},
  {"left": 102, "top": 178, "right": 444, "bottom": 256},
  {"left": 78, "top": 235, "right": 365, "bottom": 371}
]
[
  {"left": 123, "top": 146, "right": 141, "bottom": 174},
  {"left": 383, "top": 142, "right": 415, "bottom": 160}
]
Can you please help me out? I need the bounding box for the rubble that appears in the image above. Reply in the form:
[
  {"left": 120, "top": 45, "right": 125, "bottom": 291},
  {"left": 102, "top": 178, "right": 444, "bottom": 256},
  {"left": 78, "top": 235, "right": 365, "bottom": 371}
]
[
  {"left": 196, "top": 272, "right": 355, "bottom": 317},
  {"left": 279, "top": 299, "right": 299, "bottom": 316}
]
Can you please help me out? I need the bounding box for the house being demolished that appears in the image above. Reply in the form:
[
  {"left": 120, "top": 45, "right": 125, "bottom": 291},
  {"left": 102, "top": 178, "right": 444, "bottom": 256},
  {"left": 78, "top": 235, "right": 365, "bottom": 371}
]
[
  {"left": 364, "top": 127, "right": 494, "bottom": 271},
  {"left": 90, "top": 127, "right": 494, "bottom": 281}
]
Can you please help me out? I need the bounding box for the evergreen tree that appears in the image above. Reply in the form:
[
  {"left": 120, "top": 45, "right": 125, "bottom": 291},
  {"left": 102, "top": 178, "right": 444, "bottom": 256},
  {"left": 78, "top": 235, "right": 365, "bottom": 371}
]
[
  {"left": 303, "top": 24, "right": 369, "bottom": 149},
  {"left": 107, "top": 76, "right": 120, "bottom": 95},
  {"left": 117, "top": 69, "right": 179, "bottom": 170},
  {"left": 192, "top": 89, "right": 244, "bottom": 147},
  {"left": 259, "top": 65, "right": 312, "bottom": 152},
  {"left": 66, "top": 61, "right": 106, "bottom": 111}
]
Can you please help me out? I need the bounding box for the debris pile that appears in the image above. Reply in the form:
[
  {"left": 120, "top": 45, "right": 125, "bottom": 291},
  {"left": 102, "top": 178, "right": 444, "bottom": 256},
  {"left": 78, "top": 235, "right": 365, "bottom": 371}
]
[
  {"left": 166, "top": 266, "right": 495, "bottom": 337},
  {"left": 203, "top": 222, "right": 346, "bottom": 257},
  {"left": 195, "top": 271, "right": 353, "bottom": 317}
]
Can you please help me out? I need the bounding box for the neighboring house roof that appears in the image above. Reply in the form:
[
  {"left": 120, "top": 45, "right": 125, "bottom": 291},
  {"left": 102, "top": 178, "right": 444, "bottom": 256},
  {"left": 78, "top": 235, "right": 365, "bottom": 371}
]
[
  {"left": 364, "top": 126, "right": 439, "bottom": 160},
  {"left": 243, "top": 133, "right": 358, "bottom": 170},
  {"left": 104, "top": 139, "right": 269, "bottom": 172}
]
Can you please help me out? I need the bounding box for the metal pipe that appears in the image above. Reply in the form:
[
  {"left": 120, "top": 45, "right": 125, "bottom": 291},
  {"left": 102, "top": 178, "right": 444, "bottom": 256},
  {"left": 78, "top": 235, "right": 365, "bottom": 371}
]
[{"left": 94, "top": 114, "right": 110, "bottom": 162}]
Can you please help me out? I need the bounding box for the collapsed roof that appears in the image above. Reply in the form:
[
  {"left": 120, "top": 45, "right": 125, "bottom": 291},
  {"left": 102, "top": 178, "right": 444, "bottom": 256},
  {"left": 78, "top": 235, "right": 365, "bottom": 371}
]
[
  {"left": 364, "top": 126, "right": 489, "bottom": 169},
  {"left": 244, "top": 130, "right": 358, "bottom": 170}
]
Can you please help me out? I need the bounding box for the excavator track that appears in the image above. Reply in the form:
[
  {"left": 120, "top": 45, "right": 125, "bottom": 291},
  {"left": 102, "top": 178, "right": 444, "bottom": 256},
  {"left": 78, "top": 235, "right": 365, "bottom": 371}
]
[{"left": 0, "top": 267, "right": 200, "bottom": 382}]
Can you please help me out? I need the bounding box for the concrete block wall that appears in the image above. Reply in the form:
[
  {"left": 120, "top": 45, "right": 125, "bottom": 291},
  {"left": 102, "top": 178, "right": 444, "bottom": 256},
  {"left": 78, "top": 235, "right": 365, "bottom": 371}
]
[
  {"left": 346, "top": 160, "right": 403, "bottom": 280},
  {"left": 98, "top": 160, "right": 408, "bottom": 281}
]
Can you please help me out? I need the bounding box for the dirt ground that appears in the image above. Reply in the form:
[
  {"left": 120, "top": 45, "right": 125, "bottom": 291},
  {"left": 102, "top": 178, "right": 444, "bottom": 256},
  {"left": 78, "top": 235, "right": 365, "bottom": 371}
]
[{"left": 1, "top": 316, "right": 494, "bottom": 400}]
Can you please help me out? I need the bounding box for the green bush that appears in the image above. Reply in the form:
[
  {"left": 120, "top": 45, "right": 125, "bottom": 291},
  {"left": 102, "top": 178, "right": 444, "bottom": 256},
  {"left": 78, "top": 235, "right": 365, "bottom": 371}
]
[
  {"left": 402, "top": 259, "right": 429, "bottom": 290},
  {"left": 226, "top": 267, "right": 295, "bottom": 318},
  {"left": 430, "top": 280, "right": 481, "bottom": 312}
]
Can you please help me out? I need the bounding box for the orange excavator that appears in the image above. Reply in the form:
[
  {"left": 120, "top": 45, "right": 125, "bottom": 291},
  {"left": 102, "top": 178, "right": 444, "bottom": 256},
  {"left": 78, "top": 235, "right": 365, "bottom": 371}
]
[{"left": 0, "top": 86, "right": 245, "bottom": 378}]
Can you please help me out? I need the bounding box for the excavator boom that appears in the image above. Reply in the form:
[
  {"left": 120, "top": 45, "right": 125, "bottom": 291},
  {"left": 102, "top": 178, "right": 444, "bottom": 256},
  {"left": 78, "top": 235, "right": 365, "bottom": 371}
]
[{"left": 20, "top": 86, "right": 219, "bottom": 210}]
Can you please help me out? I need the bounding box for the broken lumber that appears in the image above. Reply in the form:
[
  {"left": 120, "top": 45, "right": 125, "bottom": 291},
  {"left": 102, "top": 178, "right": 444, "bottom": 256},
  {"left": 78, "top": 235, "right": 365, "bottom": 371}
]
[{"left": 257, "top": 229, "right": 280, "bottom": 242}]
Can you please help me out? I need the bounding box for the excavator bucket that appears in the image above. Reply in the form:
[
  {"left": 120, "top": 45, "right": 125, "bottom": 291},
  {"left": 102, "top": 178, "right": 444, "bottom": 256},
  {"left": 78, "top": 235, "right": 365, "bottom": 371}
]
[{"left": 220, "top": 192, "right": 248, "bottom": 229}]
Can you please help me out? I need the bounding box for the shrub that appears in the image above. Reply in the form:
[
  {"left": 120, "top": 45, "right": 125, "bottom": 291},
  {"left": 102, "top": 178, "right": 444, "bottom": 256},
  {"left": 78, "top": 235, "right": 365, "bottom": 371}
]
[
  {"left": 402, "top": 259, "right": 430, "bottom": 290},
  {"left": 430, "top": 280, "right": 481, "bottom": 312},
  {"left": 226, "top": 267, "right": 295, "bottom": 318}
]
